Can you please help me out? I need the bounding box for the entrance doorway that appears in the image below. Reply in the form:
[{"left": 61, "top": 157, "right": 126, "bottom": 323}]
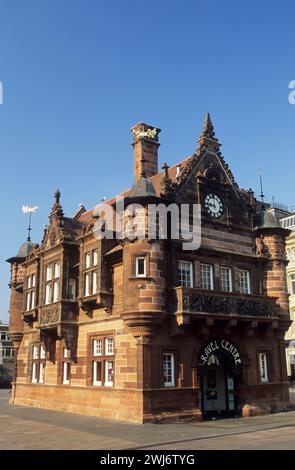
[{"left": 198, "top": 339, "right": 241, "bottom": 418}]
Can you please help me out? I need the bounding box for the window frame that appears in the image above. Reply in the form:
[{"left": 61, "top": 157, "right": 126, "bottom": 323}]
[
  {"left": 44, "top": 260, "right": 61, "bottom": 305},
  {"left": 220, "top": 266, "right": 233, "bottom": 292},
  {"left": 178, "top": 260, "right": 194, "bottom": 288},
  {"left": 25, "top": 273, "right": 37, "bottom": 312},
  {"left": 31, "top": 344, "right": 46, "bottom": 384},
  {"left": 62, "top": 348, "right": 71, "bottom": 385},
  {"left": 200, "top": 263, "right": 214, "bottom": 290},
  {"left": 238, "top": 269, "right": 251, "bottom": 294},
  {"left": 135, "top": 256, "right": 147, "bottom": 278},
  {"left": 258, "top": 352, "right": 269, "bottom": 383},
  {"left": 91, "top": 336, "right": 115, "bottom": 387},
  {"left": 83, "top": 249, "right": 98, "bottom": 297},
  {"left": 163, "top": 352, "right": 175, "bottom": 387}
]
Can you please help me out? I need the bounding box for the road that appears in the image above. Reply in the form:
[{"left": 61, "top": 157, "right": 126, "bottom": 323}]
[{"left": 1, "top": 389, "right": 295, "bottom": 450}]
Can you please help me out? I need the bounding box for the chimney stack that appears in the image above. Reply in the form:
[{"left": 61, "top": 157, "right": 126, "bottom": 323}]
[{"left": 130, "top": 122, "right": 161, "bottom": 180}]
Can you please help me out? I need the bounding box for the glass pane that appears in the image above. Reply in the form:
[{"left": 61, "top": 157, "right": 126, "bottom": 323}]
[
  {"left": 31, "top": 291, "right": 35, "bottom": 309},
  {"left": 45, "top": 283, "right": 52, "bottom": 304},
  {"left": 33, "top": 345, "right": 39, "bottom": 359},
  {"left": 69, "top": 279, "right": 76, "bottom": 300},
  {"left": 93, "top": 250, "right": 98, "bottom": 266},
  {"left": 39, "top": 363, "right": 44, "bottom": 383},
  {"left": 105, "top": 338, "right": 114, "bottom": 355},
  {"left": 200, "top": 264, "right": 213, "bottom": 290},
  {"left": 46, "top": 265, "right": 52, "bottom": 281},
  {"left": 53, "top": 280, "right": 59, "bottom": 302},
  {"left": 178, "top": 261, "right": 193, "bottom": 287},
  {"left": 85, "top": 252, "right": 91, "bottom": 269},
  {"left": 105, "top": 361, "right": 114, "bottom": 385},
  {"left": 54, "top": 262, "right": 60, "bottom": 278},
  {"left": 136, "top": 257, "right": 146, "bottom": 277},
  {"left": 26, "top": 292, "right": 31, "bottom": 311},
  {"left": 93, "top": 339, "right": 102, "bottom": 356},
  {"left": 93, "top": 361, "right": 102, "bottom": 385},
  {"left": 40, "top": 345, "right": 46, "bottom": 359},
  {"left": 92, "top": 271, "right": 97, "bottom": 294},
  {"left": 32, "top": 273, "right": 36, "bottom": 287},
  {"left": 84, "top": 273, "right": 90, "bottom": 296}
]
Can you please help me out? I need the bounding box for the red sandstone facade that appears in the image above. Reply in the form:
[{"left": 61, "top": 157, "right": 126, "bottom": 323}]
[{"left": 7, "top": 115, "right": 291, "bottom": 423}]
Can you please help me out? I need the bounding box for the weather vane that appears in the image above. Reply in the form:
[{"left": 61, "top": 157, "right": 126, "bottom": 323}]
[{"left": 22, "top": 205, "right": 38, "bottom": 242}]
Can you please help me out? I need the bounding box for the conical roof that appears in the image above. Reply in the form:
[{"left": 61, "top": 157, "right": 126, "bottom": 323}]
[{"left": 128, "top": 175, "right": 157, "bottom": 198}]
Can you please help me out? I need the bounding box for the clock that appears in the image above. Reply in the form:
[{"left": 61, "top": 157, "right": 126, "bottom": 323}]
[{"left": 204, "top": 193, "right": 224, "bottom": 219}]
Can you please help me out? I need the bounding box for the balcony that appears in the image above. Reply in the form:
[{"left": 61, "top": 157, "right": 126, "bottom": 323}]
[
  {"left": 38, "top": 300, "right": 78, "bottom": 354},
  {"left": 39, "top": 300, "right": 78, "bottom": 329},
  {"left": 172, "top": 287, "right": 280, "bottom": 326}
]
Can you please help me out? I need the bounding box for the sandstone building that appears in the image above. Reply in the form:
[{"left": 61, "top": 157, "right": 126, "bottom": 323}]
[{"left": 7, "top": 114, "right": 291, "bottom": 422}]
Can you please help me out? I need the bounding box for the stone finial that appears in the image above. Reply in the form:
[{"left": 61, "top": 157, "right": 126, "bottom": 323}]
[
  {"left": 50, "top": 189, "right": 64, "bottom": 220},
  {"left": 197, "top": 113, "right": 221, "bottom": 150}
]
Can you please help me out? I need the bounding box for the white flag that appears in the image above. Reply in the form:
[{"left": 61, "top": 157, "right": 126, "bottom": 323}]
[{"left": 22, "top": 205, "right": 38, "bottom": 214}]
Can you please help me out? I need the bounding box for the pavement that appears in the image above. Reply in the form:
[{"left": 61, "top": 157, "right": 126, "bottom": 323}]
[{"left": 1, "top": 388, "right": 295, "bottom": 450}]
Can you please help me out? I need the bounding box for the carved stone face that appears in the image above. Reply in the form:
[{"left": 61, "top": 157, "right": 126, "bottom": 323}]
[{"left": 204, "top": 193, "right": 224, "bottom": 219}]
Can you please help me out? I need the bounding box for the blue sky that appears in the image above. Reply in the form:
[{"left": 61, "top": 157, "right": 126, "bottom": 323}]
[{"left": 0, "top": 0, "right": 294, "bottom": 322}]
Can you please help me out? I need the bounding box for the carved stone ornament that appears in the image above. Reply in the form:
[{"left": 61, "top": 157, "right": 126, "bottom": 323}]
[{"left": 40, "top": 305, "right": 59, "bottom": 326}]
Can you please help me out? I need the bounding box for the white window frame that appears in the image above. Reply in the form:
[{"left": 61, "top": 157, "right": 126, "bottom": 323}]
[
  {"left": 220, "top": 266, "right": 233, "bottom": 292},
  {"left": 239, "top": 269, "right": 251, "bottom": 294},
  {"left": 93, "top": 339, "right": 103, "bottom": 356},
  {"left": 104, "top": 360, "right": 114, "bottom": 387},
  {"left": 135, "top": 256, "right": 146, "bottom": 277},
  {"left": 290, "top": 274, "right": 295, "bottom": 295},
  {"left": 39, "top": 362, "right": 45, "bottom": 384},
  {"left": 105, "top": 338, "right": 114, "bottom": 356},
  {"left": 200, "top": 263, "right": 214, "bottom": 290},
  {"left": 178, "top": 260, "right": 193, "bottom": 288},
  {"left": 93, "top": 360, "right": 102, "bottom": 386},
  {"left": 259, "top": 352, "right": 269, "bottom": 383},
  {"left": 62, "top": 362, "right": 70, "bottom": 385},
  {"left": 84, "top": 272, "right": 91, "bottom": 297},
  {"left": 32, "top": 362, "right": 38, "bottom": 384},
  {"left": 163, "top": 352, "right": 175, "bottom": 387}
]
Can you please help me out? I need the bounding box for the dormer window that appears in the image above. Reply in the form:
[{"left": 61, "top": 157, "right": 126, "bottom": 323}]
[
  {"left": 25, "top": 273, "right": 36, "bottom": 311},
  {"left": 83, "top": 249, "right": 98, "bottom": 297},
  {"left": 45, "top": 261, "right": 60, "bottom": 304}
]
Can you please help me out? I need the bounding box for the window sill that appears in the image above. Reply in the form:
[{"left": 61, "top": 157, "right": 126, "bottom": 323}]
[{"left": 129, "top": 276, "right": 152, "bottom": 281}]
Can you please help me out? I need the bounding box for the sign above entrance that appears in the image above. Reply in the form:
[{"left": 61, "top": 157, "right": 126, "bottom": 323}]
[{"left": 199, "top": 339, "right": 242, "bottom": 366}]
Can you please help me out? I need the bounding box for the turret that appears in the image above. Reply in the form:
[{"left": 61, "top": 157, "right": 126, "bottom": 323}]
[{"left": 254, "top": 207, "right": 290, "bottom": 313}]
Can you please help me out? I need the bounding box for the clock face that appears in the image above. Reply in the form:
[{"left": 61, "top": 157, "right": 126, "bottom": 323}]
[{"left": 204, "top": 193, "right": 224, "bottom": 219}]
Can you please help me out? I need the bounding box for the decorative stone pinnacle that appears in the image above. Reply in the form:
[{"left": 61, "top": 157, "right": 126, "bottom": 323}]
[
  {"left": 54, "top": 189, "right": 61, "bottom": 204},
  {"left": 51, "top": 189, "right": 64, "bottom": 219},
  {"left": 197, "top": 113, "right": 220, "bottom": 148}
]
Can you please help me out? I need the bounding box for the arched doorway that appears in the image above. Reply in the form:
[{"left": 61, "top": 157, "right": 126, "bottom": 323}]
[{"left": 197, "top": 339, "right": 242, "bottom": 418}]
